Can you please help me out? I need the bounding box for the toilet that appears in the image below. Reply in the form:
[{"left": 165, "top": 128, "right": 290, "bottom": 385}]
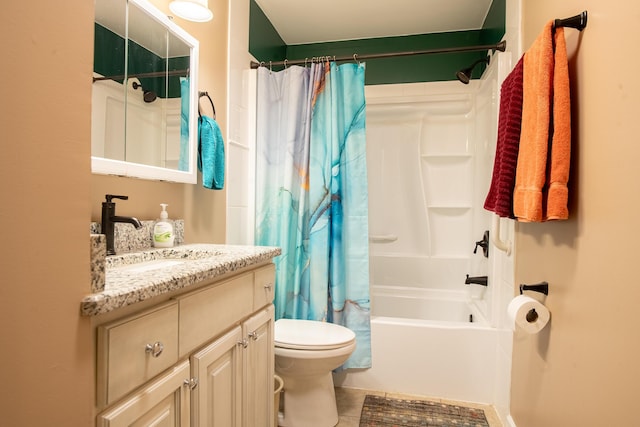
[{"left": 274, "top": 319, "right": 356, "bottom": 427}]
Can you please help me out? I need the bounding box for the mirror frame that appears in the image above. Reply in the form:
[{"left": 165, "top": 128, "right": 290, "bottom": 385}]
[{"left": 92, "top": 0, "right": 199, "bottom": 184}]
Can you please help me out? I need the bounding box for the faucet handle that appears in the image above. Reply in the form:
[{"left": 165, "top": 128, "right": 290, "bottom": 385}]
[
  {"left": 105, "top": 194, "right": 129, "bottom": 203},
  {"left": 473, "top": 230, "right": 490, "bottom": 258}
]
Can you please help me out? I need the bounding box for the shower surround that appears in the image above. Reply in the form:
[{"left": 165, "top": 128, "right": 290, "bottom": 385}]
[{"left": 336, "top": 65, "right": 503, "bottom": 405}]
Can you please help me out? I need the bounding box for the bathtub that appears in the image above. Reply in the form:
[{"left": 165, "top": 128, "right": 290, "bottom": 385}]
[
  {"left": 371, "top": 286, "right": 488, "bottom": 324},
  {"left": 335, "top": 286, "right": 499, "bottom": 404}
]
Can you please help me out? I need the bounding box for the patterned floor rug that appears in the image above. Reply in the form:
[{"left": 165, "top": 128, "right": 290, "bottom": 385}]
[{"left": 359, "top": 395, "right": 489, "bottom": 427}]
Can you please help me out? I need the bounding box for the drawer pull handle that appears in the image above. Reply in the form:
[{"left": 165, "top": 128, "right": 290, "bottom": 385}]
[
  {"left": 145, "top": 341, "right": 164, "bottom": 358},
  {"left": 237, "top": 339, "right": 248, "bottom": 348},
  {"left": 183, "top": 378, "right": 198, "bottom": 390},
  {"left": 248, "top": 331, "right": 259, "bottom": 341},
  {"left": 264, "top": 283, "right": 273, "bottom": 291}
]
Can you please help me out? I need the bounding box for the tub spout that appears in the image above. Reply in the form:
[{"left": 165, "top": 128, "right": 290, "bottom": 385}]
[{"left": 465, "top": 275, "right": 488, "bottom": 286}]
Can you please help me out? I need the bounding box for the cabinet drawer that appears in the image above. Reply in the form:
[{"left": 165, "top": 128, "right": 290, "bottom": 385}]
[
  {"left": 178, "top": 272, "right": 254, "bottom": 356},
  {"left": 97, "top": 302, "right": 179, "bottom": 406},
  {"left": 253, "top": 263, "right": 275, "bottom": 310}
]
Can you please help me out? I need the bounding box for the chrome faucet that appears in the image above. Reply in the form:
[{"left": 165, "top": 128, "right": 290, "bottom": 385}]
[
  {"left": 465, "top": 274, "right": 488, "bottom": 286},
  {"left": 101, "top": 194, "right": 143, "bottom": 255}
]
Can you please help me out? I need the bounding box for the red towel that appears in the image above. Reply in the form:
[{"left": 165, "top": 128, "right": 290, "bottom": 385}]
[{"left": 484, "top": 57, "right": 525, "bottom": 218}]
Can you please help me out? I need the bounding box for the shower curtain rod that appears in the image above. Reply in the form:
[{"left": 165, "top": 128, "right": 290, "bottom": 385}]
[
  {"left": 249, "top": 40, "right": 507, "bottom": 69},
  {"left": 92, "top": 69, "right": 189, "bottom": 83},
  {"left": 250, "top": 10, "right": 588, "bottom": 70}
]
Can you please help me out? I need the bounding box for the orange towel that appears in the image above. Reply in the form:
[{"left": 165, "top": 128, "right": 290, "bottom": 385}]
[
  {"left": 546, "top": 27, "right": 571, "bottom": 220},
  {"left": 513, "top": 22, "right": 571, "bottom": 222}
]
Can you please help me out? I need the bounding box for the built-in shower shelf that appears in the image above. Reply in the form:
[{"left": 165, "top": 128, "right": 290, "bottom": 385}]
[
  {"left": 421, "top": 154, "right": 472, "bottom": 159},
  {"left": 427, "top": 205, "right": 472, "bottom": 209}
]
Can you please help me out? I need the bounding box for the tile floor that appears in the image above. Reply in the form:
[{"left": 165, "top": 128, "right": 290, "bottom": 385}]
[{"left": 334, "top": 387, "right": 503, "bottom": 427}]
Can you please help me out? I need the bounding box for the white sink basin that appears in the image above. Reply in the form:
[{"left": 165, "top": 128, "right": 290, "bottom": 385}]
[
  {"left": 105, "top": 245, "right": 223, "bottom": 271},
  {"left": 114, "top": 259, "right": 187, "bottom": 273}
]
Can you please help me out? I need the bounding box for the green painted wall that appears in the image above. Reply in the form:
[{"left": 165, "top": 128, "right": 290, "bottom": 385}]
[
  {"left": 248, "top": 0, "right": 505, "bottom": 85},
  {"left": 248, "top": 0, "right": 286, "bottom": 65},
  {"left": 94, "top": 24, "right": 188, "bottom": 98},
  {"left": 481, "top": 0, "right": 506, "bottom": 44},
  {"left": 286, "top": 32, "right": 487, "bottom": 85}
]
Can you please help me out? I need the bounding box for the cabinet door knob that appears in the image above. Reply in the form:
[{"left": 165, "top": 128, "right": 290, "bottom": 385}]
[
  {"left": 264, "top": 283, "right": 273, "bottom": 291},
  {"left": 248, "top": 331, "right": 259, "bottom": 341},
  {"left": 183, "top": 378, "right": 198, "bottom": 390},
  {"left": 145, "top": 341, "right": 164, "bottom": 357},
  {"left": 237, "top": 339, "right": 248, "bottom": 348}
]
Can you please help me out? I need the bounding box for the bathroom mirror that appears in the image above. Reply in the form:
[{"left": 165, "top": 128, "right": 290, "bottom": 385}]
[{"left": 92, "top": 0, "right": 199, "bottom": 183}]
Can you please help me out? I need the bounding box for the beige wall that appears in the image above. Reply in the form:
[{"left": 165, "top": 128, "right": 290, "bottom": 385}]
[
  {"left": 0, "top": 1, "right": 94, "bottom": 425},
  {"left": 0, "top": 1, "right": 228, "bottom": 425},
  {"left": 512, "top": 1, "right": 640, "bottom": 425},
  {"left": 91, "top": 0, "right": 228, "bottom": 244}
]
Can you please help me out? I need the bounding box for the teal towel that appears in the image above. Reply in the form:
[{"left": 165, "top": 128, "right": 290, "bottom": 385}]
[{"left": 198, "top": 116, "right": 225, "bottom": 190}]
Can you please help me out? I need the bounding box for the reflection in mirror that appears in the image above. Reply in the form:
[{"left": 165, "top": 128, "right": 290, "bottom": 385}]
[{"left": 92, "top": 0, "right": 198, "bottom": 183}]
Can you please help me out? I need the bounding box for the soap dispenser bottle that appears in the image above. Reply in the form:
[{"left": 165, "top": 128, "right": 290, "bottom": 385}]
[{"left": 153, "top": 204, "right": 175, "bottom": 248}]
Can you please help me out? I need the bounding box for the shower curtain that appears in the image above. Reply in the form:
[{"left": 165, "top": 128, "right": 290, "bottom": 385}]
[{"left": 255, "top": 62, "right": 371, "bottom": 369}]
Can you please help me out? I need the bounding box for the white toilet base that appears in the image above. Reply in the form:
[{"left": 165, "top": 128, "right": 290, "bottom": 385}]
[{"left": 276, "top": 371, "right": 338, "bottom": 427}]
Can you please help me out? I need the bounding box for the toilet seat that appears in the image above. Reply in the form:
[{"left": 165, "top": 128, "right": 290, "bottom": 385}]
[{"left": 275, "top": 319, "right": 356, "bottom": 350}]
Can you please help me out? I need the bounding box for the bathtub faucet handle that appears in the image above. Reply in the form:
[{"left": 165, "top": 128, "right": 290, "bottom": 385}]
[{"left": 473, "top": 230, "right": 490, "bottom": 258}]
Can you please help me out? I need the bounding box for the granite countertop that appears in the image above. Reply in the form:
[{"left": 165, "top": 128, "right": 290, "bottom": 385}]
[{"left": 81, "top": 243, "right": 281, "bottom": 316}]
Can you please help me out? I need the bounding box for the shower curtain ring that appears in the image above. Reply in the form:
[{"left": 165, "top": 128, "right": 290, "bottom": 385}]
[
  {"left": 283, "top": 59, "right": 288, "bottom": 69},
  {"left": 269, "top": 61, "right": 272, "bottom": 72},
  {"left": 353, "top": 54, "right": 358, "bottom": 64}
]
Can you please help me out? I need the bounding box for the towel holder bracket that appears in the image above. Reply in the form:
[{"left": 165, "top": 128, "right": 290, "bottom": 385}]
[
  {"left": 519, "top": 282, "right": 549, "bottom": 296},
  {"left": 553, "top": 10, "right": 588, "bottom": 31}
]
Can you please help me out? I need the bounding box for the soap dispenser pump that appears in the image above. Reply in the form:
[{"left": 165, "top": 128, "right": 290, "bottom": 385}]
[{"left": 153, "top": 204, "right": 175, "bottom": 248}]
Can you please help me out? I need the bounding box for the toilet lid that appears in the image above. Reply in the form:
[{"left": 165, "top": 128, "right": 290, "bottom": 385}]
[{"left": 274, "top": 319, "right": 356, "bottom": 350}]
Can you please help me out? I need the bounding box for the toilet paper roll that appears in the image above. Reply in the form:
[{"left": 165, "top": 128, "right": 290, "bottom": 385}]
[{"left": 507, "top": 295, "right": 550, "bottom": 334}]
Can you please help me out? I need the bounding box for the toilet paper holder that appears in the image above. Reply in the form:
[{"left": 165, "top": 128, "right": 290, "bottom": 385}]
[{"left": 519, "top": 282, "right": 549, "bottom": 295}]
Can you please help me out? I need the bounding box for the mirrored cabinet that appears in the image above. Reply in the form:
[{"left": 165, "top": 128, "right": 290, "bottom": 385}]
[{"left": 92, "top": 0, "right": 199, "bottom": 183}]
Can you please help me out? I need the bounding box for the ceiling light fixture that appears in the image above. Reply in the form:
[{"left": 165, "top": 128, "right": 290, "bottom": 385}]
[{"left": 169, "top": 0, "right": 213, "bottom": 22}]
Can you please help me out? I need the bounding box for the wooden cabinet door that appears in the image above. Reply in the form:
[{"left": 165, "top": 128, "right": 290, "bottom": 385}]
[
  {"left": 97, "top": 360, "right": 190, "bottom": 427},
  {"left": 191, "top": 326, "right": 243, "bottom": 427},
  {"left": 242, "top": 305, "right": 275, "bottom": 427},
  {"left": 97, "top": 302, "right": 180, "bottom": 407}
]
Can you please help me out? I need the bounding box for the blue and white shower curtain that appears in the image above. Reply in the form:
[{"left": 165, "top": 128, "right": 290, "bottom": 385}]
[{"left": 255, "top": 62, "right": 371, "bottom": 369}]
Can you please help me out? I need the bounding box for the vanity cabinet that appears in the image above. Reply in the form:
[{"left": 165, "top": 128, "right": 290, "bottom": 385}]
[
  {"left": 95, "top": 263, "right": 276, "bottom": 427},
  {"left": 242, "top": 308, "right": 275, "bottom": 427},
  {"left": 190, "top": 306, "right": 274, "bottom": 427},
  {"left": 97, "top": 360, "right": 191, "bottom": 426}
]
